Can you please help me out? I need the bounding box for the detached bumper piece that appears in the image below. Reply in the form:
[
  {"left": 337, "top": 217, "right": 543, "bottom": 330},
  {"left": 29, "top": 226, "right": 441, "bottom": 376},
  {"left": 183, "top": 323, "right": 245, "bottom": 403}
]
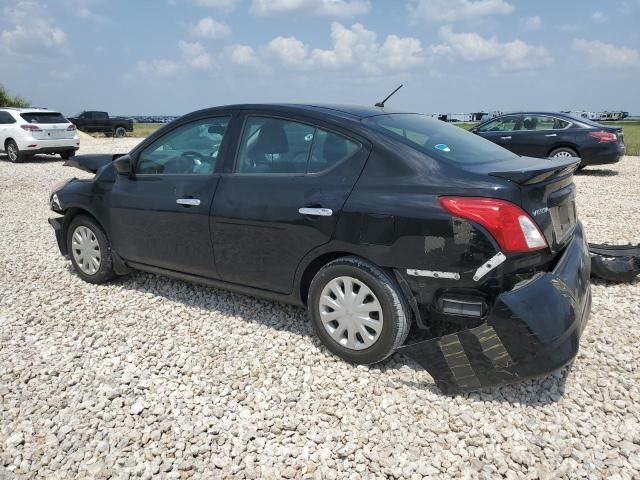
[
  {"left": 398, "top": 222, "right": 591, "bottom": 395},
  {"left": 48, "top": 217, "right": 68, "bottom": 257},
  {"left": 589, "top": 243, "right": 640, "bottom": 283}
]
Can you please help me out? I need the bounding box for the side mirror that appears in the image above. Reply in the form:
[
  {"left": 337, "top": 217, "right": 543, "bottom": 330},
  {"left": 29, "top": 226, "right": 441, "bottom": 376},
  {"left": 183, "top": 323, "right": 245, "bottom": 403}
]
[
  {"left": 113, "top": 155, "right": 132, "bottom": 175},
  {"left": 470, "top": 127, "right": 479, "bottom": 134}
]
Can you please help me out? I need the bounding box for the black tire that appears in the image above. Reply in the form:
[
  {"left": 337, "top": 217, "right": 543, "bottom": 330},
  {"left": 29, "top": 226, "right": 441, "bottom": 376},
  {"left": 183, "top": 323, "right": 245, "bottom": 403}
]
[
  {"left": 308, "top": 256, "right": 411, "bottom": 365},
  {"left": 548, "top": 147, "right": 579, "bottom": 159},
  {"left": 5, "top": 140, "right": 23, "bottom": 163},
  {"left": 114, "top": 127, "right": 126, "bottom": 138},
  {"left": 61, "top": 150, "right": 75, "bottom": 160},
  {"left": 67, "top": 215, "right": 115, "bottom": 284}
]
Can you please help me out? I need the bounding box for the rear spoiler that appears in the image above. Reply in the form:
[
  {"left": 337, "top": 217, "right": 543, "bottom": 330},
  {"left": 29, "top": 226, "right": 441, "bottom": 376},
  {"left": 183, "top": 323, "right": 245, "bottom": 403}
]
[
  {"left": 63, "top": 154, "right": 126, "bottom": 174},
  {"left": 489, "top": 156, "right": 580, "bottom": 185},
  {"left": 590, "top": 243, "right": 640, "bottom": 283}
]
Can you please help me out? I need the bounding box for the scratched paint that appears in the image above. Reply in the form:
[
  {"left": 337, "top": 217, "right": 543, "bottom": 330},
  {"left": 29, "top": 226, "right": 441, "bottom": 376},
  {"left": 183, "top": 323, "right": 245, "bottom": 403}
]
[
  {"left": 423, "top": 235, "right": 445, "bottom": 254},
  {"left": 452, "top": 219, "right": 473, "bottom": 246}
]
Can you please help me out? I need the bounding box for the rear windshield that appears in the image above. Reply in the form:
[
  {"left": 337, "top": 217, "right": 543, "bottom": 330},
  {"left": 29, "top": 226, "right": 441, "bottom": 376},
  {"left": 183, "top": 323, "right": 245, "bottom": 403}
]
[
  {"left": 20, "top": 112, "right": 68, "bottom": 124},
  {"left": 363, "top": 114, "right": 518, "bottom": 164}
]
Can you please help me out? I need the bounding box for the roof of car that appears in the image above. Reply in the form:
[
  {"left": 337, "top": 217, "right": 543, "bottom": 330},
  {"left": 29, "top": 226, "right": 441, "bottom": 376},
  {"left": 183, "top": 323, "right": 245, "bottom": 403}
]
[
  {"left": 0, "top": 107, "right": 55, "bottom": 113},
  {"left": 197, "top": 103, "right": 418, "bottom": 120}
]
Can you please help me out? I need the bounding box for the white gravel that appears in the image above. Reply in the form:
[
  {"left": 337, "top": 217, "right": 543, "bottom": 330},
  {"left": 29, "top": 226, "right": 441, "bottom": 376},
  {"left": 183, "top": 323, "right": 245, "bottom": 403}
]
[{"left": 0, "top": 141, "right": 639, "bottom": 479}]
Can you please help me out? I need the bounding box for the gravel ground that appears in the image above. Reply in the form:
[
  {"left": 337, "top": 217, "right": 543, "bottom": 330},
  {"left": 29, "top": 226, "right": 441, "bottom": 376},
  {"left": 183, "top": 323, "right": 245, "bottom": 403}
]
[{"left": 0, "top": 141, "right": 639, "bottom": 479}]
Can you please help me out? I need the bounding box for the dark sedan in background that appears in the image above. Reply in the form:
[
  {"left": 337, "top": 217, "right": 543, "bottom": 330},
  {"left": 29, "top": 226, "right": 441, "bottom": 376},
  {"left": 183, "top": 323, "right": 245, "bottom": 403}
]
[{"left": 472, "top": 112, "right": 625, "bottom": 168}]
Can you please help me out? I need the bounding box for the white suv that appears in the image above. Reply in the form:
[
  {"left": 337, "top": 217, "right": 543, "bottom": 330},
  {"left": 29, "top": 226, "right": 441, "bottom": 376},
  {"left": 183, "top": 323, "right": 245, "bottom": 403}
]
[{"left": 0, "top": 108, "right": 80, "bottom": 163}]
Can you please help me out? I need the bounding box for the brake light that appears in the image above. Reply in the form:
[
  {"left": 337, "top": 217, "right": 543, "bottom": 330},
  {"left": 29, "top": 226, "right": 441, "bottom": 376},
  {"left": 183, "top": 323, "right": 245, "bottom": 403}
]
[
  {"left": 438, "top": 197, "right": 548, "bottom": 253},
  {"left": 589, "top": 131, "right": 617, "bottom": 143},
  {"left": 67, "top": 124, "right": 76, "bottom": 131},
  {"left": 21, "top": 124, "right": 42, "bottom": 132}
]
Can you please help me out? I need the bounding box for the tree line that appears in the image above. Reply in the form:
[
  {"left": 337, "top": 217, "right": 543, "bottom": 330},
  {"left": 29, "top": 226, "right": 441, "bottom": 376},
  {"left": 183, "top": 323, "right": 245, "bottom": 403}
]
[{"left": 0, "top": 85, "right": 29, "bottom": 108}]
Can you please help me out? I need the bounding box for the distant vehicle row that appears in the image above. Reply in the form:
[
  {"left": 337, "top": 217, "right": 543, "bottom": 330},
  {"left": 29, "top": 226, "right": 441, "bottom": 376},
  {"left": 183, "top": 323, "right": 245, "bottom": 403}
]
[
  {"left": 68, "top": 111, "right": 133, "bottom": 137},
  {"left": 0, "top": 108, "right": 79, "bottom": 162}
]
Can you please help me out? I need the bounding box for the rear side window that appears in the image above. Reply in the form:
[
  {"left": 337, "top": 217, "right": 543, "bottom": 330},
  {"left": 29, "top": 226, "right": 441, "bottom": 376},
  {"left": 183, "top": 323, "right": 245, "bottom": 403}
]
[
  {"left": 20, "top": 112, "right": 68, "bottom": 124},
  {"left": 364, "top": 114, "right": 517, "bottom": 165},
  {"left": 235, "top": 116, "right": 360, "bottom": 174},
  {"left": 520, "top": 115, "right": 570, "bottom": 130},
  {"left": 0, "top": 112, "right": 16, "bottom": 124}
]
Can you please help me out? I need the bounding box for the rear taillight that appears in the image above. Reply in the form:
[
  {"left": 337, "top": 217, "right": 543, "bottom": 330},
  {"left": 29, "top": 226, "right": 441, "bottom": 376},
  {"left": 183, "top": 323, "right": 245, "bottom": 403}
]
[
  {"left": 438, "top": 197, "right": 548, "bottom": 253},
  {"left": 589, "top": 131, "right": 617, "bottom": 143},
  {"left": 21, "top": 124, "right": 42, "bottom": 132},
  {"left": 67, "top": 124, "right": 76, "bottom": 131}
]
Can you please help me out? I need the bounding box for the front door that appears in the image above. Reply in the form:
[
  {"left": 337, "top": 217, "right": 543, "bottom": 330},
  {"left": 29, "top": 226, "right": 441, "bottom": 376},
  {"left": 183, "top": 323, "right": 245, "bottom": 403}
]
[
  {"left": 110, "top": 115, "right": 232, "bottom": 277},
  {"left": 212, "top": 114, "right": 370, "bottom": 293},
  {"left": 476, "top": 115, "right": 522, "bottom": 153}
]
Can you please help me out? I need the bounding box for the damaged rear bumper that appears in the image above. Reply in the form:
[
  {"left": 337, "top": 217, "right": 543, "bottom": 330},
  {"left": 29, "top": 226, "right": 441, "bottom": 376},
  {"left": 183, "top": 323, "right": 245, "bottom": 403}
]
[{"left": 398, "top": 222, "right": 591, "bottom": 394}]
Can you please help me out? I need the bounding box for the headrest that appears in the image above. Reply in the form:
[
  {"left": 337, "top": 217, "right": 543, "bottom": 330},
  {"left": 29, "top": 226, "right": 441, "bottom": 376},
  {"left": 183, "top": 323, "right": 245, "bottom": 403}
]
[{"left": 253, "top": 121, "right": 290, "bottom": 155}]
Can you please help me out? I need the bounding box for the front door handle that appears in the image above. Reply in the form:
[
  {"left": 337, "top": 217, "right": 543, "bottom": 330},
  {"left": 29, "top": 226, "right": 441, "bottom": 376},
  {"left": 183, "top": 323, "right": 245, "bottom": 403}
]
[
  {"left": 298, "top": 207, "right": 333, "bottom": 217},
  {"left": 176, "top": 198, "right": 201, "bottom": 206},
  {"left": 545, "top": 133, "right": 557, "bottom": 137},
  {"left": 500, "top": 136, "right": 512, "bottom": 140}
]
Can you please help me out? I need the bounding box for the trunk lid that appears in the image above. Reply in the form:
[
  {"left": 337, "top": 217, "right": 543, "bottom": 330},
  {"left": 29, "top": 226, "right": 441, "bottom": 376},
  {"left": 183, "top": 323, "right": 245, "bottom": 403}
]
[
  {"left": 20, "top": 112, "right": 75, "bottom": 140},
  {"left": 467, "top": 156, "right": 580, "bottom": 253}
]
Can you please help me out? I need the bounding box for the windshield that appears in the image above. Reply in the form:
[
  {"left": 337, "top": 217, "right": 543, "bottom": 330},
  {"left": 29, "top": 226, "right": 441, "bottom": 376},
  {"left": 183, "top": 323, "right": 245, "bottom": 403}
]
[{"left": 363, "top": 114, "right": 518, "bottom": 164}]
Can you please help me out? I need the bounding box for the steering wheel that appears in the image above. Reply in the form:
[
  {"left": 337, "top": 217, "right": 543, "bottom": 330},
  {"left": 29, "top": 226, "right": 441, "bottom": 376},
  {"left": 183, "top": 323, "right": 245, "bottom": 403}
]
[{"left": 181, "top": 151, "right": 207, "bottom": 163}]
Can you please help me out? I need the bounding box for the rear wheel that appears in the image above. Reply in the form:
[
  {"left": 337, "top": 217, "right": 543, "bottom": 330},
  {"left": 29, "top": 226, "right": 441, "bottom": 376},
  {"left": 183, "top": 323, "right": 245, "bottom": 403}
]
[
  {"left": 5, "top": 140, "right": 23, "bottom": 163},
  {"left": 114, "top": 127, "right": 126, "bottom": 138},
  {"left": 549, "top": 147, "right": 579, "bottom": 159},
  {"left": 61, "top": 150, "right": 75, "bottom": 160},
  {"left": 308, "top": 256, "right": 410, "bottom": 365},
  {"left": 67, "top": 215, "right": 115, "bottom": 284}
]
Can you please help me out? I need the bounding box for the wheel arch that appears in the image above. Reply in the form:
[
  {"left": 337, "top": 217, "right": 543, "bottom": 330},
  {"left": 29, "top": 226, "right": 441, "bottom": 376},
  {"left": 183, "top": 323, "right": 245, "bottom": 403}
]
[
  {"left": 298, "top": 251, "right": 354, "bottom": 306},
  {"left": 63, "top": 207, "right": 107, "bottom": 241}
]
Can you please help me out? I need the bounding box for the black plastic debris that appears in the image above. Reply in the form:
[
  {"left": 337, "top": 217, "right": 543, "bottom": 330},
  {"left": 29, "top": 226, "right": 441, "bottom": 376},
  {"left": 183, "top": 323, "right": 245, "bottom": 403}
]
[{"left": 589, "top": 243, "right": 640, "bottom": 282}]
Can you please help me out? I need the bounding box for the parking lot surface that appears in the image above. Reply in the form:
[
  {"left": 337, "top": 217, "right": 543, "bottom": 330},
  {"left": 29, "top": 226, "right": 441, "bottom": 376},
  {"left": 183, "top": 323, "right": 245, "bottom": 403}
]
[{"left": 1, "top": 140, "right": 639, "bottom": 479}]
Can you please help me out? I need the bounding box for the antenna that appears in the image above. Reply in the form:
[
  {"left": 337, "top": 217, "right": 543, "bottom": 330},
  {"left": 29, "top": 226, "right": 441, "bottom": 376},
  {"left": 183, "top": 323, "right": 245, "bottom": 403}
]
[{"left": 375, "top": 84, "right": 403, "bottom": 108}]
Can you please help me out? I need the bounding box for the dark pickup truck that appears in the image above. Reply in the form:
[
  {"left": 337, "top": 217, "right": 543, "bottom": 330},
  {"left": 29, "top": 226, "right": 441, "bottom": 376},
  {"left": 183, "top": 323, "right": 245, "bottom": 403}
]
[{"left": 68, "top": 111, "right": 134, "bottom": 137}]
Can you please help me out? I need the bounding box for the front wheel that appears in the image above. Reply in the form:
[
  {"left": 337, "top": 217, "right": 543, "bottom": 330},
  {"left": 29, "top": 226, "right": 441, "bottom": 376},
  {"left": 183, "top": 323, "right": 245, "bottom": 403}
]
[
  {"left": 67, "top": 215, "right": 115, "bottom": 284},
  {"left": 308, "top": 256, "right": 411, "bottom": 365},
  {"left": 114, "top": 127, "right": 126, "bottom": 138},
  {"left": 61, "top": 150, "right": 75, "bottom": 160}
]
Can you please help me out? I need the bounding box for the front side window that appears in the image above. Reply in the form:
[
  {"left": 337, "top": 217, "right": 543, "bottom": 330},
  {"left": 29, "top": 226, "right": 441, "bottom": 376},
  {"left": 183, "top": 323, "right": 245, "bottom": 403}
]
[
  {"left": 94, "top": 112, "right": 108, "bottom": 120},
  {"left": 235, "top": 116, "right": 360, "bottom": 174},
  {"left": 364, "top": 114, "right": 518, "bottom": 165},
  {"left": 477, "top": 116, "right": 520, "bottom": 133},
  {"left": 136, "top": 117, "right": 230, "bottom": 175}
]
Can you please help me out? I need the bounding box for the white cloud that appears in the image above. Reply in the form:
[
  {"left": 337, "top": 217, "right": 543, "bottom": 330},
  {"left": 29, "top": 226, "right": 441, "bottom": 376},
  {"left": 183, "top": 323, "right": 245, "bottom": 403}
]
[
  {"left": 136, "top": 59, "right": 180, "bottom": 77},
  {"left": 573, "top": 39, "right": 640, "bottom": 69},
  {"left": 522, "top": 15, "right": 542, "bottom": 31},
  {"left": 591, "top": 11, "right": 607, "bottom": 23},
  {"left": 251, "top": 0, "right": 371, "bottom": 17},
  {"left": 194, "top": 0, "right": 240, "bottom": 9},
  {"left": 267, "top": 22, "right": 423, "bottom": 74},
  {"left": 407, "top": 0, "right": 514, "bottom": 23},
  {"left": 224, "top": 44, "right": 264, "bottom": 69},
  {"left": 559, "top": 24, "right": 578, "bottom": 33},
  {"left": 178, "top": 40, "right": 213, "bottom": 70},
  {"left": 192, "top": 16, "right": 231, "bottom": 39},
  {"left": 0, "top": 1, "right": 67, "bottom": 58},
  {"left": 434, "top": 26, "right": 553, "bottom": 70}
]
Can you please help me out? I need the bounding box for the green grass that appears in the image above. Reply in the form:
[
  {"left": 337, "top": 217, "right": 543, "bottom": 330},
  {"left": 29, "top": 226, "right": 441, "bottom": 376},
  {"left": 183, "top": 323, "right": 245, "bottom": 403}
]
[
  {"left": 132, "top": 123, "right": 164, "bottom": 138},
  {"left": 454, "top": 120, "right": 640, "bottom": 156}
]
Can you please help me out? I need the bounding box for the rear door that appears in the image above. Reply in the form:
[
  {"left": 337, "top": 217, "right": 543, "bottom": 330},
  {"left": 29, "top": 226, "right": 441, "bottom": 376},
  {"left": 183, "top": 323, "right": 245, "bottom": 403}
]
[
  {"left": 509, "top": 114, "right": 573, "bottom": 158},
  {"left": 475, "top": 115, "right": 522, "bottom": 152},
  {"left": 110, "top": 114, "right": 233, "bottom": 277},
  {"left": 0, "top": 111, "right": 16, "bottom": 147},
  {"left": 212, "top": 112, "right": 370, "bottom": 293}
]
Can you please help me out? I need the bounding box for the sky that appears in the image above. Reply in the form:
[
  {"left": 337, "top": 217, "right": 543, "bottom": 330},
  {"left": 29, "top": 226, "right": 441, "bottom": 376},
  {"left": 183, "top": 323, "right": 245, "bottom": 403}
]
[{"left": 1, "top": 0, "right": 639, "bottom": 116}]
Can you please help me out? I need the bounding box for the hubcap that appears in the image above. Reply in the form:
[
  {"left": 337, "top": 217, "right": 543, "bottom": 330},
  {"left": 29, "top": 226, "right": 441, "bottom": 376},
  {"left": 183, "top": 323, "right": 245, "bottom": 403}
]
[
  {"left": 319, "top": 276, "right": 384, "bottom": 351},
  {"left": 71, "top": 226, "right": 101, "bottom": 275},
  {"left": 553, "top": 151, "right": 574, "bottom": 158},
  {"left": 7, "top": 144, "right": 17, "bottom": 161}
]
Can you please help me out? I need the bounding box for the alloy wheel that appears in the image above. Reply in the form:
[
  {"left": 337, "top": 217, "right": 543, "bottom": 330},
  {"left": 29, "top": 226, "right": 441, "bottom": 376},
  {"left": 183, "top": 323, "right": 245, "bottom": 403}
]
[
  {"left": 318, "top": 276, "right": 384, "bottom": 351},
  {"left": 71, "top": 226, "right": 102, "bottom": 275},
  {"left": 7, "top": 143, "right": 18, "bottom": 162}
]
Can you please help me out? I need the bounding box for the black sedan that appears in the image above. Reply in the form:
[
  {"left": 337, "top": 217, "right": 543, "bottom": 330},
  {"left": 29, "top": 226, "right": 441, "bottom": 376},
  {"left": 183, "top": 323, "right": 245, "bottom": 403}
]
[
  {"left": 48, "top": 104, "right": 591, "bottom": 393},
  {"left": 472, "top": 112, "right": 625, "bottom": 168}
]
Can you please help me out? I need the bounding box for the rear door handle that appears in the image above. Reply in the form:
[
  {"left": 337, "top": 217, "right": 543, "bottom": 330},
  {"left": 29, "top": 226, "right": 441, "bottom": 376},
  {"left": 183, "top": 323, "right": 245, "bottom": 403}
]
[
  {"left": 176, "top": 198, "right": 201, "bottom": 206},
  {"left": 298, "top": 207, "right": 333, "bottom": 217},
  {"left": 500, "top": 136, "right": 512, "bottom": 140},
  {"left": 545, "top": 133, "right": 557, "bottom": 137}
]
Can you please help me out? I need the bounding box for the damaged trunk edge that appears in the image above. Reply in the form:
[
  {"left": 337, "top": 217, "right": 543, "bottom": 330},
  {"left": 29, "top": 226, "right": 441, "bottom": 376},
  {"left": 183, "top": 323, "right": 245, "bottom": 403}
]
[
  {"left": 64, "top": 153, "right": 125, "bottom": 174},
  {"left": 588, "top": 243, "right": 640, "bottom": 283}
]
